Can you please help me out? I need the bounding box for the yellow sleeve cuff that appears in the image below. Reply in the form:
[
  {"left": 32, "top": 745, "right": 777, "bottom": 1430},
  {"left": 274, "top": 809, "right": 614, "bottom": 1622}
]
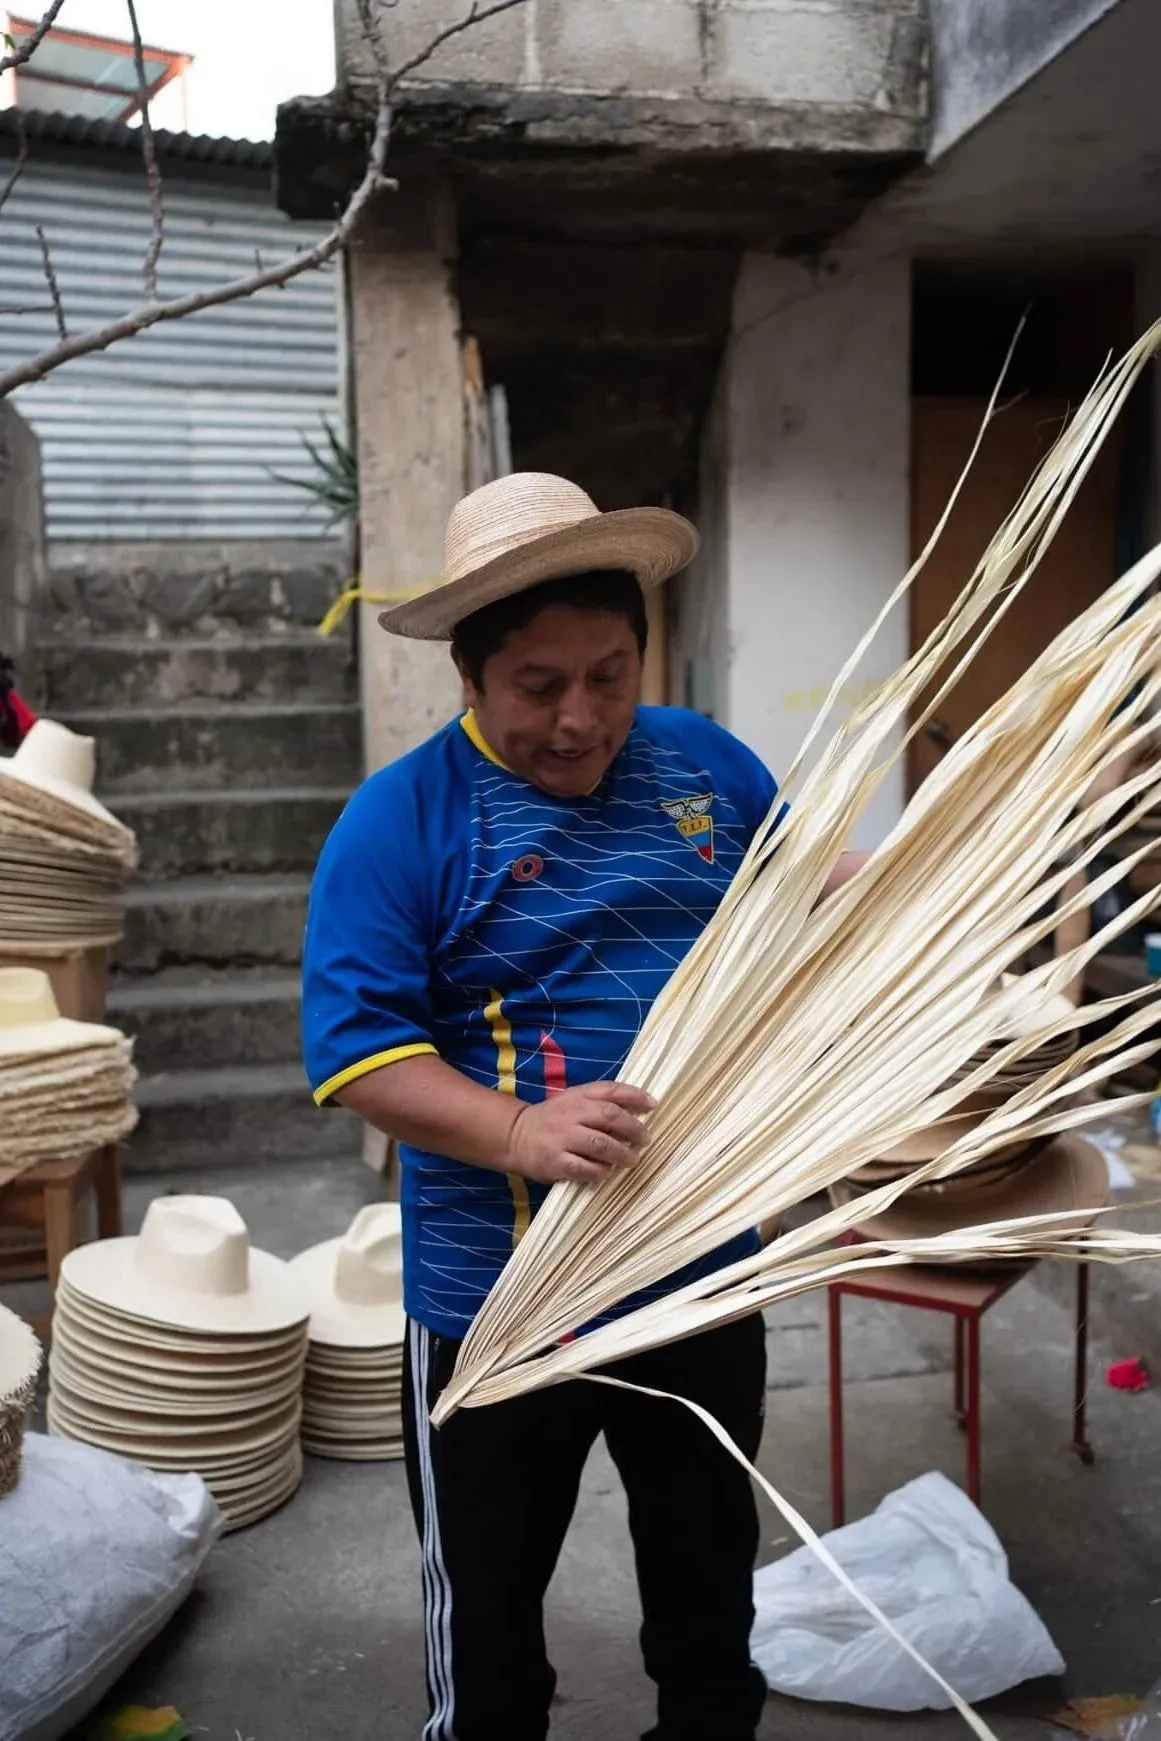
[{"left": 313, "top": 1043, "right": 438, "bottom": 1106}]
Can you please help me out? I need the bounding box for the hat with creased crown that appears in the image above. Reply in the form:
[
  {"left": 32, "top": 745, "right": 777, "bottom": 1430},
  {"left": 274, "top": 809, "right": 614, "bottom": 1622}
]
[{"left": 379, "top": 472, "right": 699, "bottom": 642}]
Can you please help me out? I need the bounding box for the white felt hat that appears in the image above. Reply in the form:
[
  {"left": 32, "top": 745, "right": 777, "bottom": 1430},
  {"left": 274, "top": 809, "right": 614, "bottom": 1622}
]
[
  {"left": 61, "top": 1195, "right": 310, "bottom": 1335},
  {"left": 288, "top": 1203, "right": 405, "bottom": 1348},
  {"left": 379, "top": 472, "right": 698, "bottom": 641},
  {"left": 0, "top": 719, "right": 126, "bottom": 833}
]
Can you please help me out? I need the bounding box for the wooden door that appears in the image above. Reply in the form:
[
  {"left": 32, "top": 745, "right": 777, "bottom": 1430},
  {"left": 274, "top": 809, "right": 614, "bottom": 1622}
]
[{"left": 908, "top": 397, "right": 1122, "bottom": 793}]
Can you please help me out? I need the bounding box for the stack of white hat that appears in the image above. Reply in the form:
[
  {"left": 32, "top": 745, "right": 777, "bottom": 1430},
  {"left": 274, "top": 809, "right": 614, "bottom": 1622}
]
[
  {"left": 0, "top": 966, "right": 136, "bottom": 1186},
  {"left": 0, "top": 1301, "right": 42, "bottom": 1498},
  {"left": 47, "top": 1196, "right": 310, "bottom": 1530},
  {"left": 290, "top": 1204, "right": 405, "bottom": 1461},
  {"left": 0, "top": 720, "right": 136, "bottom": 953}
]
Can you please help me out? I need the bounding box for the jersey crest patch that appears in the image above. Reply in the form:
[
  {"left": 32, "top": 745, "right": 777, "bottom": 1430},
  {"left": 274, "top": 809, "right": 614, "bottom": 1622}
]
[{"left": 660, "top": 793, "right": 715, "bottom": 864}]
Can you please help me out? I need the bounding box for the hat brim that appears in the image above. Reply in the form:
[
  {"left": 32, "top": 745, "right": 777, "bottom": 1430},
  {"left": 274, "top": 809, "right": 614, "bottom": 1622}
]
[
  {"left": 829, "top": 1134, "right": 1107, "bottom": 1246},
  {"left": 379, "top": 507, "right": 699, "bottom": 642},
  {"left": 61, "top": 1238, "right": 310, "bottom": 1335}
]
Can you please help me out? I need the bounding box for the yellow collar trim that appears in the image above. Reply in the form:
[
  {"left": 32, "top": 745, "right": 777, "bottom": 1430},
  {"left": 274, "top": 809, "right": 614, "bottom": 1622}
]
[{"left": 460, "top": 710, "right": 513, "bottom": 772}]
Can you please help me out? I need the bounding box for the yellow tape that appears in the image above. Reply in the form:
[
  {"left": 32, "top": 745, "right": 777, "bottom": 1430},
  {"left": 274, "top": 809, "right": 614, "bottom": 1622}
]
[{"left": 317, "top": 579, "right": 435, "bottom": 637}]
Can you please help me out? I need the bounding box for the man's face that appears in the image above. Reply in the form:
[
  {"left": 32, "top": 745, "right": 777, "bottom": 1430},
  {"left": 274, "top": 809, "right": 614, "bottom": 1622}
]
[{"left": 458, "top": 604, "right": 643, "bottom": 797}]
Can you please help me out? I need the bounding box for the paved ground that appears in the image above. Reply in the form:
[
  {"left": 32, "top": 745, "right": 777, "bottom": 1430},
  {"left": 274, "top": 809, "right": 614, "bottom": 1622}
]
[{"left": 8, "top": 1153, "right": 1161, "bottom": 1741}]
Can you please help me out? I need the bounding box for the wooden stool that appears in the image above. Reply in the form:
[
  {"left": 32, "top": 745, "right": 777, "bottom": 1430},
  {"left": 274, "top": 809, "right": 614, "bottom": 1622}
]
[{"left": 0, "top": 1144, "right": 122, "bottom": 1335}]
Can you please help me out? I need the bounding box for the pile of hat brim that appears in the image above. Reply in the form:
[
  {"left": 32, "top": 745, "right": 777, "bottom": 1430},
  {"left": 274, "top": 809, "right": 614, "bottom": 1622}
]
[
  {"left": 0, "top": 972, "right": 136, "bottom": 1184},
  {"left": 0, "top": 1301, "right": 42, "bottom": 1498},
  {"left": 48, "top": 1239, "right": 309, "bottom": 1531},
  {"left": 829, "top": 982, "right": 1108, "bottom": 1244},
  {"left": 0, "top": 722, "right": 136, "bottom": 952}
]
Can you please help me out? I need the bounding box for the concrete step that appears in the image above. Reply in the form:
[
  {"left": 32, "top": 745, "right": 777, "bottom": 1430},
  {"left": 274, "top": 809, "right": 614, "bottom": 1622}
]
[
  {"left": 108, "top": 968, "right": 302, "bottom": 1074},
  {"left": 127, "top": 1062, "right": 360, "bottom": 1173},
  {"left": 55, "top": 702, "right": 362, "bottom": 795},
  {"left": 41, "top": 636, "right": 356, "bottom": 711},
  {"left": 118, "top": 874, "right": 311, "bottom": 972},
  {"left": 112, "top": 787, "right": 351, "bottom": 878}
]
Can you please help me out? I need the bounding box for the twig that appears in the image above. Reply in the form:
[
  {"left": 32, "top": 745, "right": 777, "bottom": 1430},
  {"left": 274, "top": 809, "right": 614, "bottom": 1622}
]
[
  {"left": 0, "top": 108, "right": 28, "bottom": 216},
  {"left": 35, "top": 224, "right": 66, "bottom": 339},
  {"left": 0, "top": 0, "right": 68, "bottom": 76},
  {"left": 389, "top": 0, "right": 530, "bottom": 85},
  {"left": 124, "top": 0, "right": 163, "bottom": 301}
]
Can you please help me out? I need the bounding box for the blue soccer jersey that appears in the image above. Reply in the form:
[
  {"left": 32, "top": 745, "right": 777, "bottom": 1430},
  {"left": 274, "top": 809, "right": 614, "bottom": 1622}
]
[{"left": 302, "top": 704, "right": 779, "bottom": 1340}]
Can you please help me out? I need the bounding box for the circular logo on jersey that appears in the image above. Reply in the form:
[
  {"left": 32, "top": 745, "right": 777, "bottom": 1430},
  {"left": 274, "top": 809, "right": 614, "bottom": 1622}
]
[{"left": 512, "top": 853, "right": 545, "bottom": 884}]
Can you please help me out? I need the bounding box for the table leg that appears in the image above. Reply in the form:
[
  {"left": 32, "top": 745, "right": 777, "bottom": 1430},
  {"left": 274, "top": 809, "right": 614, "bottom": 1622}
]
[
  {"left": 43, "top": 1183, "right": 73, "bottom": 1304},
  {"left": 94, "top": 1143, "right": 123, "bottom": 1239},
  {"left": 965, "top": 1314, "right": 982, "bottom": 1506},
  {"left": 829, "top": 1287, "right": 846, "bottom": 1529},
  {"left": 954, "top": 1316, "right": 966, "bottom": 1425},
  {"left": 1072, "top": 1261, "right": 1095, "bottom": 1466}
]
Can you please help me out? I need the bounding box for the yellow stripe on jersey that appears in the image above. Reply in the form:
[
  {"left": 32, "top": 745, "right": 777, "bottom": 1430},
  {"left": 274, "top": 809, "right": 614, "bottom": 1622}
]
[{"left": 485, "top": 988, "right": 531, "bottom": 1246}]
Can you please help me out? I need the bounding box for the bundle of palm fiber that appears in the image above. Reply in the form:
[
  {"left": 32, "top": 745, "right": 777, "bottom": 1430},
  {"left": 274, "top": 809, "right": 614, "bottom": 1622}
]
[
  {"left": 0, "top": 720, "right": 136, "bottom": 954},
  {"left": 0, "top": 1301, "right": 42, "bottom": 1498},
  {"left": 431, "top": 324, "right": 1161, "bottom": 1734}
]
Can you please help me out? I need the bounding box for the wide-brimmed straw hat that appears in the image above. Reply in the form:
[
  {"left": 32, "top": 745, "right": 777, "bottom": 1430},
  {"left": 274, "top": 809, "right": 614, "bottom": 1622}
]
[
  {"left": 0, "top": 719, "right": 123, "bottom": 832},
  {"left": 379, "top": 472, "right": 699, "bottom": 642},
  {"left": 0, "top": 1302, "right": 42, "bottom": 1498},
  {"left": 62, "top": 1195, "right": 310, "bottom": 1335},
  {"left": 288, "top": 1204, "right": 404, "bottom": 1348},
  {"left": 0, "top": 967, "right": 125, "bottom": 1061}
]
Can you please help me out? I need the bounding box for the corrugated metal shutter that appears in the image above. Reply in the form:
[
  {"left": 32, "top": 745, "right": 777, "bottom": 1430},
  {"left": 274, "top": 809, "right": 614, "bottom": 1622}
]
[{"left": 0, "top": 156, "right": 340, "bottom": 539}]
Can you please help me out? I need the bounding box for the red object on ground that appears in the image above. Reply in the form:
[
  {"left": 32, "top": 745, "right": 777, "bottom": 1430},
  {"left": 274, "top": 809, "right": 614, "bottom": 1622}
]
[{"left": 1106, "top": 1356, "right": 1150, "bottom": 1392}]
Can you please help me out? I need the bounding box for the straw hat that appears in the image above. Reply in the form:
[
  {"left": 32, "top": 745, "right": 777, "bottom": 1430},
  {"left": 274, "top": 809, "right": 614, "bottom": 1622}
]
[
  {"left": 829, "top": 1133, "right": 1107, "bottom": 1245},
  {"left": 288, "top": 1204, "right": 404, "bottom": 1348},
  {"left": 0, "top": 1302, "right": 42, "bottom": 1498},
  {"left": 0, "top": 719, "right": 122, "bottom": 831},
  {"left": 379, "top": 472, "right": 699, "bottom": 641},
  {"left": 61, "top": 1195, "right": 310, "bottom": 1335},
  {"left": 0, "top": 967, "right": 125, "bottom": 1061}
]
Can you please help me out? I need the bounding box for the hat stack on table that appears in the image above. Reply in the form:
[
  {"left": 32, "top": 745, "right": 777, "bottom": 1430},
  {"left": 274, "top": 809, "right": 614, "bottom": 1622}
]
[
  {"left": 0, "top": 967, "right": 136, "bottom": 1186},
  {"left": 829, "top": 974, "right": 1108, "bottom": 1245},
  {"left": 0, "top": 1301, "right": 42, "bottom": 1498},
  {"left": 47, "top": 1196, "right": 311, "bottom": 1530},
  {"left": 0, "top": 720, "right": 136, "bottom": 957},
  {"left": 290, "top": 1204, "right": 406, "bottom": 1461}
]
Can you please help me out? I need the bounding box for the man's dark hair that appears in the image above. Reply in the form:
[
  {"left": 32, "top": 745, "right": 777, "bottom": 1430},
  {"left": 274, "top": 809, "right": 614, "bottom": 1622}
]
[{"left": 451, "top": 570, "right": 648, "bottom": 689}]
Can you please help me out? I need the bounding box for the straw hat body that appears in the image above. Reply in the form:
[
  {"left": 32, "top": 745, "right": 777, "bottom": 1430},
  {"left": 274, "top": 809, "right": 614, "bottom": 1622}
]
[
  {"left": 288, "top": 1203, "right": 404, "bottom": 1348},
  {"left": 61, "top": 1196, "right": 309, "bottom": 1335},
  {"left": 0, "top": 1302, "right": 42, "bottom": 1498},
  {"left": 0, "top": 719, "right": 123, "bottom": 832},
  {"left": 379, "top": 472, "right": 699, "bottom": 641},
  {"left": 0, "top": 966, "right": 125, "bottom": 1061}
]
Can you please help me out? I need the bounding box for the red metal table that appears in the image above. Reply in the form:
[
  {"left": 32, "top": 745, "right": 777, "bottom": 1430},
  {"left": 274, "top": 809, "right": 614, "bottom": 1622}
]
[{"left": 827, "top": 1256, "right": 1093, "bottom": 1527}]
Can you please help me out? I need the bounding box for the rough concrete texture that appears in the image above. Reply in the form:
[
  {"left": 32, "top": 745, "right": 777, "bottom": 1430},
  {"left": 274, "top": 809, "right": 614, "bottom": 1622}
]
[
  {"left": 128, "top": 1067, "right": 360, "bottom": 1174},
  {"left": 337, "top": 0, "right": 927, "bottom": 131},
  {"left": 55, "top": 701, "right": 362, "bottom": 795},
  {"left": 110, "top": 786, "right": 351, "bottom": 878},
  {"left": 118, "top": 876, "right": 312, "bottom": 974},
  {"left": 40, "top": 636, "right": 357, "bottom": 711},
  {"left": 46, "top": 541, "right": 347, "bottom": 640},
  {"left": 0, "top": 401, "right": 46, "bottom": 684},
  {"left": 29, "top": 1156, "right": 1161, "bottom": 1741},
  {"left": 108, "top": 968, "right": 303, "bottom": 1073}
]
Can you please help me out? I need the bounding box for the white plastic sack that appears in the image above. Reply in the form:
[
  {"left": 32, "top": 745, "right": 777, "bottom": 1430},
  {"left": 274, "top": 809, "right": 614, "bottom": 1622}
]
[
  {"left": 0, "top": 1433, "right": 222, "bottom": 1741},
  {"left": 751, "top": 1471, "right": 1064, "bottom": 1711}
]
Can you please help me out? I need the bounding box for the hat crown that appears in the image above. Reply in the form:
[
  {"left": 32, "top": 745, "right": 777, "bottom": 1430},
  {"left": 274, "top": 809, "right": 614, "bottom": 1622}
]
[
  {"left": 13, "top": 719, "right": 96, "bottom": 796},
  {"left": 333, "top": 1204, "right": 402, "bottom": 1307},
  {"left": 444, "top": 472, "right": 601, "bottom": 585},
  {"left": 133, "top": 1195, "right": 250, "bottom": 1300},
  {"left": 0, "top": 967, "right": 60, "bottom": 1029}
]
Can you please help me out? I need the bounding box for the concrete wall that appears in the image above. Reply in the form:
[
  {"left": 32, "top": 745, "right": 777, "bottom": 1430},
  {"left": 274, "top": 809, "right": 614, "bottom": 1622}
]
[
  {"left": 341, "top": 0, "right": 926, "bottom": 135},
  {"left": 927, "top": 0, "right": 1121, "bottom": 159},
  {"left": 0, "top": 403, "right": 46, "bottom": 690},
  {"left": 717, "top": 243, "right": 911, "bottom": 848}
]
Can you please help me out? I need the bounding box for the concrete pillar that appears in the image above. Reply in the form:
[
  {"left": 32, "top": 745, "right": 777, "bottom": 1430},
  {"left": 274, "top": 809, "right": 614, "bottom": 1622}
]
[
  {"left": 718, "top": 242, "right": 912, "bottom": 848},
  {"left": 349, "top": 187, "right": 465, "bottom": 778}
]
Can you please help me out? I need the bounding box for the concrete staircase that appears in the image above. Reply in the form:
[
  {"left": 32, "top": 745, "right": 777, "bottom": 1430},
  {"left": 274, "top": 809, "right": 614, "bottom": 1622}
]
[{"left": 39, "top": 548, "right": 363, "bottom": 1171}]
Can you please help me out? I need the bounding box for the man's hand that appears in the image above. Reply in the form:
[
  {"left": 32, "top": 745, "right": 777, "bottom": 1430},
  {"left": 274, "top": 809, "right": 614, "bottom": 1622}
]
[{"left": 504, "top": 1082, "right": 656, "bottom": 1185}]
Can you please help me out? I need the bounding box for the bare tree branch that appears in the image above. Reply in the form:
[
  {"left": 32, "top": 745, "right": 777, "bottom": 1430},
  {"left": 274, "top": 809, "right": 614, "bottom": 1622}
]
[
  {"left": 0, "top": 0, "right": 68, "bottom": 76},
  {"left": 36, "top": 224, "right": 66, "bottom": 339},
  {"left": 0, "top": 0, "right": 533, "bottom": 397},
  {"left": 0, "top": 109, "right": 28, "bottom": 216},
  {"left": 125, "top": 0, "right": 164, "bottom": 301},
  {"left": 390, "top": 0, "right": 531, "bottom": 85}
]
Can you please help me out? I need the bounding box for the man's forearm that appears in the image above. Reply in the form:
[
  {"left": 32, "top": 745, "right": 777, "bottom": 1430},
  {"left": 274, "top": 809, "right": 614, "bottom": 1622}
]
[
  {"left": 823, "top": 849, "right": 870, "bottom": 898},
  {"left": 337, "top": 1053, "right": 523, "bottom": 1175}
]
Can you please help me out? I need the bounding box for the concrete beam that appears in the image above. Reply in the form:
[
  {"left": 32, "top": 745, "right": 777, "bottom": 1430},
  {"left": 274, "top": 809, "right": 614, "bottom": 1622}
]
[{"left": 0, "top": 403, "right": 46, "bottom": 692}]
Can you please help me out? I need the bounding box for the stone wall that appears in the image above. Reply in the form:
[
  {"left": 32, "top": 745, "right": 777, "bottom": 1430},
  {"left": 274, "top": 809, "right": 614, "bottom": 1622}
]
[
  {"left": 0, "top": 403, "right": 46, "bottom": 692},
  {"left": 45, "top": 540, "right": 349, "bottom": 641},
  {"left": 337, "top": 0, "right": 927, "bottom": 152}
]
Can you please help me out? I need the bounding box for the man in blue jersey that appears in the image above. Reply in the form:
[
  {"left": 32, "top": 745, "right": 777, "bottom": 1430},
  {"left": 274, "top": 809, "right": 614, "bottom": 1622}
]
[{"left": 303, "top": 472, "right": 861, "bottom": 1741}]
